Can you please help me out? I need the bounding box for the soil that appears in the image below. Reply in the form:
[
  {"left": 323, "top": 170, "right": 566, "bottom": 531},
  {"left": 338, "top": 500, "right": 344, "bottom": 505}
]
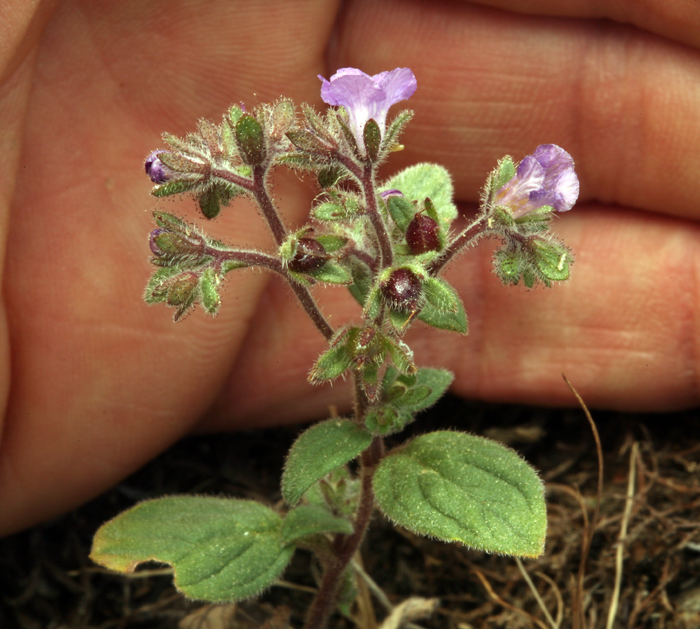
[{"left": 1, "top": 395, "right": 699, "bottom": 629}]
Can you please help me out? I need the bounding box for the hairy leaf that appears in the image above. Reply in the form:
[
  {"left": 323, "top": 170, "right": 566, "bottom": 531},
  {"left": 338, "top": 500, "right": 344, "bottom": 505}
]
[
  {"left": 373, "top": 432, "right": 547, "bottom": 557},
  {"left": 282, "top": 419, "right": 373, "bottom": 506},
  {"left": 281, "top": 505, "right": 354, "bottom": 545},
  {"left": 91, "top": 497, "right": 293, "bottom": 602}
]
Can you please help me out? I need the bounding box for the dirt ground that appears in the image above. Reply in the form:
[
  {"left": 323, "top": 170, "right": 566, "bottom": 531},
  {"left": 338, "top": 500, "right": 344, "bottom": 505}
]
[{"left": 1, "top": 395, "right": 699, "bottom": 629}]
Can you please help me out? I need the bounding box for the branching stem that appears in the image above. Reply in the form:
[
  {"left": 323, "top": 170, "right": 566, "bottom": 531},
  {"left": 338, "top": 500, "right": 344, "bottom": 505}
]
[{"left": 427, "top": 214, "right": 490, "bottom": 275}]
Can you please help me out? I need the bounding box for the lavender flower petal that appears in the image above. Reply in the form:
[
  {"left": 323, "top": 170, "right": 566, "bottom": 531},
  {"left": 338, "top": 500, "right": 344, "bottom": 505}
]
[
  {"left": 145, "top": 150, "right": 172, "bottom": 184},
  {"left": 319, "top": 67, "right": 416, "bottom": 154},
  {"left": 493, "top": 144, "right": 579, "bottom": 218}
]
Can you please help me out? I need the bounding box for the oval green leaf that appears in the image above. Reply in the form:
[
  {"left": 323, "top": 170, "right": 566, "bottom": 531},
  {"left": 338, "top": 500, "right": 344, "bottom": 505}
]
[
  {"left": 90, "top": 497, "right": 294, "bottom": 602},
  {"left": 282, "top": 419, "right": 373, "bottom": 506},
  {"left": 373, "top": 431, "right": 546, "bottom": 557}
]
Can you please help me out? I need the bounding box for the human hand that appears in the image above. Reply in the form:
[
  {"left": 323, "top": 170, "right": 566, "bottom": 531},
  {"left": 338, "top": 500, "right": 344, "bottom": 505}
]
[{"left": 0, "top": 0, "right": 697, "bottom": 536}]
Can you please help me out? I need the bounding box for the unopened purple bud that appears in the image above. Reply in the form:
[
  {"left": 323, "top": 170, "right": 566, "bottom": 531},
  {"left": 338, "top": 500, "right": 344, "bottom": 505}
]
[
  {"left": 145, "top": 150, "right": 172, "bottom": 184},
  {"left": 149, "top": 228, "right": 166, "bottom": 255},
  {"left": 381, "top": 268, "right": 423, "bottom": 313}
]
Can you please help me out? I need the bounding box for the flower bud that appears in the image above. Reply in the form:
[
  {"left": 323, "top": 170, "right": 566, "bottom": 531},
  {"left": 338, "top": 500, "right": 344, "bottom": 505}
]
[
  {"left": 165, "top": 272, "right": 199, "bottom": 307},
  {"left": 149, "top": 228, "right": 206, "bottom": 258},
  {"left": 288, "top": 238, "right": 330, "bottom": 273},
  {"left": 235, "top": 114, "right": 266, "bottom": 165},
  {"left": 145, "top": 150, "right": 172, "bottom": 183},
  {"left": 381, "top": 267, "right": 423, "bottom": 313},
  {"left": 406, "top": 213, "right": 440, "bottom": 254}
]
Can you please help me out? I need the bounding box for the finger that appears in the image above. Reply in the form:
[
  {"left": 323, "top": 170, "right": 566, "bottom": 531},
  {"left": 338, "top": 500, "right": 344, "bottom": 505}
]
[
  {"left": 330, "top": 0, "right": 700, "bottom": 222},
  {"left": 0, "top": 0, "right": 339, "bottom": 536},
  {"left": 468, "top": 0, "right": 700, "bottom": 49}
]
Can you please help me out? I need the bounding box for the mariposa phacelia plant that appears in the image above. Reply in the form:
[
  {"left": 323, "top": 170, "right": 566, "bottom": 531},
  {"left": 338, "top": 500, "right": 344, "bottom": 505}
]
[{"left": 90, "top": 67, "right": 579, "bottom": 629}]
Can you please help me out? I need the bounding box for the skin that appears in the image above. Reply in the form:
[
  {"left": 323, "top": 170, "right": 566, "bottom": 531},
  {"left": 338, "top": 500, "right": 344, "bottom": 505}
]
[{"left": 0, "top": 0, "right": 698, "bottom": 537}]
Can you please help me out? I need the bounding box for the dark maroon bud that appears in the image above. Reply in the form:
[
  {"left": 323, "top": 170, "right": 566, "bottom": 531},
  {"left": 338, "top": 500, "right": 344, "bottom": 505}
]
[
  {"left": 288, "top": 238, "right": 329, "bottom": 273},
  {"left": 145, "top": 150, "right": 172, "bottom": 183},
  {"left": 381, "top": 268, "right": 423, "bottom": 312},
  {"left": 406, "top": 213, "right": 441, "bottom": 254}
]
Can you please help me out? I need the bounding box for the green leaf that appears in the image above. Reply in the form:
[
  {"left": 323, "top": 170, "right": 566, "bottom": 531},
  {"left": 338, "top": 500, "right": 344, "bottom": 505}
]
[
  {"left": 363, "top": 118, "right": 381, "bottom": 161},
  {"left": 364, "top": 404, "right": 406, "bottom": 436},
  {"left": 385, "top": 338, "right": 416, "bottom": 374},
  {"left": 364, "top": 367, "right": 453, "bottom": 437},
  {"left": 198, "top": 187, "right": 221, "bottom": 219},
  {"left": 153, "top": 212, "right": 187, "bottom": 230},
  {"left": 492, "top": 156, "right": 516, "bottom": 192},
  {"left": 531, "top": 238, "right": 571, "bottom": 282},
  {"left": 90, "top": 497, "right": 294, "bottom": 602},
  {"left": 236, "top": 114, "right": 266, "bottom": 165},
  {"left": 362, "top": 286, "right": 383, "bottom": 321},
  {"left": 394, "top": 368, "right": 454, "bottom": 413},
  {"left": 373, "top": 432, "right": 547, "bottom": 557},
  {"left": 386, "top": 196, "right": 415, "bottom": 232},
  {"left": 313, "top": 202, "right": 344, "bottom": 221},
  {"left": 281, "top": 505, "right": 353, "bottom": 545},
  {"left": 382, "top": 109, "right": 414, "bottom": 151},
  {"left": 200, "top": 268, "right": 220, "bottom": 315},
  {"left": 308, "top": 343, "right": 353, "bottom": 383},
  {"left": 417, "top": 288, "right": 468, "bottom": 334},
  {"left": 152, "top": 179, "right": 199, "bottom": 198},
  {"left": 282, "top": 419, "right": 373, "bottom": 506},
  {"left": 381, "top": 163, "right": 458, "bottom": 231},
  {"left": 348, "top": 260, "right": 373, "bottom": 307},
  {"left": 493, "top": 249, "right": 522, "bottom": 285},
  {"left": 302, "top": 466, "right": 361, "bottom": 518},
  {"left": 307, "top": 260, "right": 352, "bottom": 285},
  {"left": 315, "top": 234, "right": 348, "bottom": 253},
  {"left": 144, "top": 267, "right": 180, "bottom": 304},
  {"left": 221, "top": 259, "right": 250, "bottom": 275},
  {"left": 422, "top": 277, "right": 460, "bottom": 314}
]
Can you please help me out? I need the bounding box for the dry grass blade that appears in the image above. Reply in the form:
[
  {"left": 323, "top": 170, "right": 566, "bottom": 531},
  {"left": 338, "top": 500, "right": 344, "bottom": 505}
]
[
  {"left": 534, "top": 571, "right": 564, "bottom": 627},
  {"left": 378, "top": 598, "right": 440, "bottom": 629},
  {"left": 562, "top": 373, "right": 604, "bottom": 629},
  {"left": 516, "top": 557, "right": 558, "bottom": 629},
  {"left": 605, "top": 442, "right": 638, "bottom": 629},
  {"left": 472, "top": 568, "right": 549, "bottom": 629}
]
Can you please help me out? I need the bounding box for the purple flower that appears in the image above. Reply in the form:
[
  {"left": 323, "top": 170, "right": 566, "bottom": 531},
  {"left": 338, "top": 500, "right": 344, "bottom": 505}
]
[
  {"left": 145, "top": 150, "right": 172, "bottom": 184},
  {"left": 493, "top": 145, "right": 579, "bottom": 219},
  {"left": 319, "top": 68, "right": 417, "bottom": 154}
]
